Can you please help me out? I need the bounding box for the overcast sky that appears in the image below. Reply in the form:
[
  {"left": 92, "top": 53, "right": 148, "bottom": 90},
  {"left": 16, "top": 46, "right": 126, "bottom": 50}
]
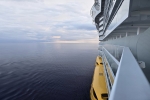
[{"left": 0, "top": 0, "right": 98, "bottom": 43}]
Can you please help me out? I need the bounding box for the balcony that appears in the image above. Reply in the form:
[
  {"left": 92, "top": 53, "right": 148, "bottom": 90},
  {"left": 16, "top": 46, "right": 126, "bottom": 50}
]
[
  {"left": 100, "top": 0, "right": 150, "bottom": 41},
  {"left": 99, "top": 16, "right": 103, "bottom": 21},
  {"left": 99, "top": 21, "right": 103, "bottom": 26},
  {"left": 90, "top": 0, "right": 101, "bottom": 21},
  {"left": 99, "top": 31, "right": 103, "bottom": 36},
  {"left": 103, "top": 0, "right": 118, "bottom": 30},
  {"left": 101, "top": 0, "right": 130, "bottom": 40}
]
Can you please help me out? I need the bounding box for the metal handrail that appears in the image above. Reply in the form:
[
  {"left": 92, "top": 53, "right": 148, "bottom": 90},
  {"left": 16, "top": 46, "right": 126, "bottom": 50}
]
[
  {"left": 103, "top": 51, "right": 115, "bottom": 84},
  {"left": 108, "top": 47, "right": 150, "bottom": 100},
  {"left": 102, "top": 56, "right": 111, "bottom": 95},
  {"left": 100, "top": 45, "right": 150, "bottom": 99}
]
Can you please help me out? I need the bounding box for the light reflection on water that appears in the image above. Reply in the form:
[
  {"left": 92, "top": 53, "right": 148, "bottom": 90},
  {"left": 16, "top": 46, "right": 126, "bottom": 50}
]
[{"left": 0, "top": 43, "right": 98, "bottom": 100}]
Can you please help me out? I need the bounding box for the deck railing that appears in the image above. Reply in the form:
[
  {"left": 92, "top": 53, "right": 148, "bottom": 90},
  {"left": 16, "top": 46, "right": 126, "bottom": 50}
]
[{"left": 100, "top": 45, "right": 150, "bottom": 99}]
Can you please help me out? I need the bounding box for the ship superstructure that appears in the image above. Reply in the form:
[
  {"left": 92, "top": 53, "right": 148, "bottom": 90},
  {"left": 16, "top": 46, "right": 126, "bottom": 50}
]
[{"left": 90, "top": 0, "right": 150, "bottom": 100}]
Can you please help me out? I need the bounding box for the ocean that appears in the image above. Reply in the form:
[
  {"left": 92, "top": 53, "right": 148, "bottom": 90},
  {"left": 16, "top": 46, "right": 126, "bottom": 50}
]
[{"left": 0, "top": 43, "right": 98, "bottom": 100}]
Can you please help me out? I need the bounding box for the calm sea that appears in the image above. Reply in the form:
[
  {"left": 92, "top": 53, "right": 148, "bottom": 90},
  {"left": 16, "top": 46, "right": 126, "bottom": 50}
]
[{"left": 0, "top": 43, "right": 98, "bottom": 100}]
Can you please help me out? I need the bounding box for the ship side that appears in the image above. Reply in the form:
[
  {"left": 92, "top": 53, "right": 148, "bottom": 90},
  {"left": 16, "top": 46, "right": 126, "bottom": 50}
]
[{"left": 90, "top": 0, "right": 150, "bottom": 100}]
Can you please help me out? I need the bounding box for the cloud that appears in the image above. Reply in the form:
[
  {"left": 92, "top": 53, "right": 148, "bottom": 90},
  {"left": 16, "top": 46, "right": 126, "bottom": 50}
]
[
  {"left": 52, "top": 36, "right": 61, "bottom": 39},
  {"left": 0, "top": 0, "right": 97, "bottom": 43}
]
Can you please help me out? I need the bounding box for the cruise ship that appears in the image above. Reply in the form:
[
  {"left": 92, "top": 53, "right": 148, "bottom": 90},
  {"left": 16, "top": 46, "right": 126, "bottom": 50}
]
[{"left": 90, "top": 0, "right": 150, "bottom": 100}]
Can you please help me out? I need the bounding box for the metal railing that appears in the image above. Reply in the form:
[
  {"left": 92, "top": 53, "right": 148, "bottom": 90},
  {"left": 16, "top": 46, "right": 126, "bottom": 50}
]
[
  {"left": 100, "top": 45, "right": 150, "bottom": 99},
  {"left": 102, "top": 51, "right": 115, "bottom": 96}
]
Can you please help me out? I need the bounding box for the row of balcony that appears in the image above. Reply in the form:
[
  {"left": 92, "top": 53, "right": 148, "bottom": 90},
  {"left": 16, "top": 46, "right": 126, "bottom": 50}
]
[
  {"left": 90, "top": 0, "right": 101, "bottom": 20},
  {"left": 93, "top": 0, "right": 150, "bottom": 41},
  {"left": 103, "top": 0, "right": 116, "bottom": 30},
  {"left": 91, "top": 0, "right": 131, "bottom": 41},
  {"left": 91, "top": 0, "right": 121, "bottom": 39},
  {"left": 101, "top": 0, "right": 130, "bottom": 40}
]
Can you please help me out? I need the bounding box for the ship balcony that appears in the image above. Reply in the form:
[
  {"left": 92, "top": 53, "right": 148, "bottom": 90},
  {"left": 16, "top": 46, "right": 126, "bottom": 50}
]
[
  {"left": 99, "top": 27, "right": 103, "bottom": 31},
  {"left": 101, "top": 0, "right": 130, "bottom": 40},
  {"left": 99, "top": 21, "right": 103, "bottom": 26},
  {"left": 90, "top": 3, "right": 101, "bottom": 21},
  {"left": 99, "top": 31, "right": 103, "bottom": 36},
  {"left": 99, "top": 17, "right": 103, "bottom": 22},
  {"left": 103, "top": 0, "right": 119, "bottom": 30},
  {"left": 99, "top": 35, "right": 105, "bottom": 41},
  {"left": 100, "top": 0, "right": 150, "bottom": 41}
]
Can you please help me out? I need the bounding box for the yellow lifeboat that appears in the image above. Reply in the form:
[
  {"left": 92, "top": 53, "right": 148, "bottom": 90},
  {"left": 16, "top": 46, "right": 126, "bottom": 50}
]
[{"left": 90, "top": 56, "right": 108, "bottom": 100}]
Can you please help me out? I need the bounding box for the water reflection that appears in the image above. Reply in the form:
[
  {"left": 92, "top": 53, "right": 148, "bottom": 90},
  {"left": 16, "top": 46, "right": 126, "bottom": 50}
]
[{"left": 0, "top": 43, "right": 98, "bottom": 100}]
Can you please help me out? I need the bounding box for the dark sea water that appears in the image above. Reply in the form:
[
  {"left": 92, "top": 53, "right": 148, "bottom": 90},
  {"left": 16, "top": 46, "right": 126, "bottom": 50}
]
[{"left": 0, "top": 43, "right": 98, "bottom": 100}]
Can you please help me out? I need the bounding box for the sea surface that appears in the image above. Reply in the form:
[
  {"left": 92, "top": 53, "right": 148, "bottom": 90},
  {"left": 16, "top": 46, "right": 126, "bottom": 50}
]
[{"left": 0, "top": 43, "right": 98, "bottom": 100}]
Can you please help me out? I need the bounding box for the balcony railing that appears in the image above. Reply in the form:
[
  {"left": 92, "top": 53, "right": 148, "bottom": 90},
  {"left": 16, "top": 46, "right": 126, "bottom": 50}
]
[{"left": 99, "top": 45, "right": 150, "bottom": 99}]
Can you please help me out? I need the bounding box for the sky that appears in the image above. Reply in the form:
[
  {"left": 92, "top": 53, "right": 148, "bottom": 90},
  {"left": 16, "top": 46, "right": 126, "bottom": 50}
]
[{"left": 0, "top": 0, "right": 98, "bottom": 43}]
